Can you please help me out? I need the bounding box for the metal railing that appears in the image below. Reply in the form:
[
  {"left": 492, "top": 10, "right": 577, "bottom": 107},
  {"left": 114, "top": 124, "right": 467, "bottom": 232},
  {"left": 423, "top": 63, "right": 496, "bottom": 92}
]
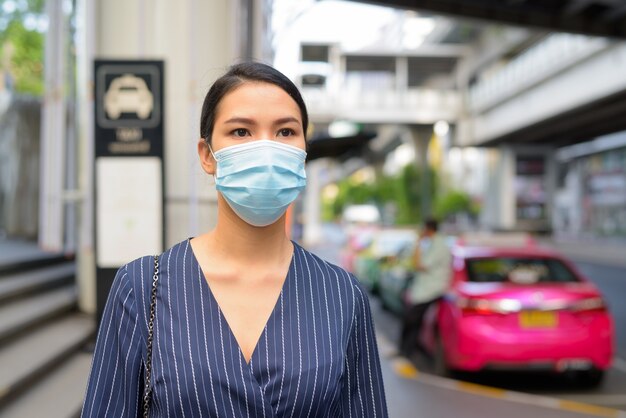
[
  {"left": 469, "top": 34, "right": 609, "bottom": 112},
  {"left": 302, "top": 85, "right": 460, "bottom": 123}
]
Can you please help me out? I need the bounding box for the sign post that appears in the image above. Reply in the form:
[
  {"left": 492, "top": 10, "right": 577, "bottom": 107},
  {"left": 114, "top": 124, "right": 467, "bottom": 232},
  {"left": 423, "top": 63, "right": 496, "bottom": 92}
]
[{"left": 93, "top": 60, "right": 165, "bottom": 323}]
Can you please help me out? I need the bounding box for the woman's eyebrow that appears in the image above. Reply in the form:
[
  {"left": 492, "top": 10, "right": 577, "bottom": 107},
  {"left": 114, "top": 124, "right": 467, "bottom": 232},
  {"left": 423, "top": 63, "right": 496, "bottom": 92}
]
[
  {"left": 223, "top": 116, "right": 300, "bottom": 125},
  {"left": 224, "top": 117, "right": 255, "bottom": 125},
  {"left": 273, "top": 117, "right": 300, "bottom": 125}
]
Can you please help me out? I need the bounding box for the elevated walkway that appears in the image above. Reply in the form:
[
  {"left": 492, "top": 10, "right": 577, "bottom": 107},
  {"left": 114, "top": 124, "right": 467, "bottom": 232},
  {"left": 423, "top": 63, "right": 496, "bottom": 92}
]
[
  {"left": 303, "top": 87, "right": 460, "bottom": 124},
  {"left": 459, "top": 37, "right": 626, "bottom": 147}
]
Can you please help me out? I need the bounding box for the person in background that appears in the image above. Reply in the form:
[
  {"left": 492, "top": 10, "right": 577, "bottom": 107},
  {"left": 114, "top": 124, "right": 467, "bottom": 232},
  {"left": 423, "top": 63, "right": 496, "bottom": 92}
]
[{"left": 399, "top": 217, "right": 452, "bottom": 358}]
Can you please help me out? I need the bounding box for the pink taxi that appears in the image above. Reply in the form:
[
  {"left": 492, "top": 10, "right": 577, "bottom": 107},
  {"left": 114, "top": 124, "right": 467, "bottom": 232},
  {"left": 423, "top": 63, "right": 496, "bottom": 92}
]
[{"left": 420, "top": 235, "right": 614, "bottom": 386}]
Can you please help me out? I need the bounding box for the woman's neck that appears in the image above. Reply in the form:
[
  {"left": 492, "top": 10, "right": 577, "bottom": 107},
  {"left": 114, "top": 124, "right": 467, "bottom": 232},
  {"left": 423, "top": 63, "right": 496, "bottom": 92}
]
[{"left": 206, "top": 197, "right": 293, "bottom": 266}]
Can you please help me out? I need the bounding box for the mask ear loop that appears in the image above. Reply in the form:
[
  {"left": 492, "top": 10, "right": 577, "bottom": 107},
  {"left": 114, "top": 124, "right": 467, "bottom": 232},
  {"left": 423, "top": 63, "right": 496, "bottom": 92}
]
[{"left": 207, "top": 142, "right": 218, "bottom": 183}]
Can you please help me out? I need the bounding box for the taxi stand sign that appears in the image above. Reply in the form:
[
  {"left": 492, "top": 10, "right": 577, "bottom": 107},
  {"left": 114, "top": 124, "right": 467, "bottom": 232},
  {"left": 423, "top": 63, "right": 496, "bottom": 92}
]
[{"left": 94, "top": 60, "right": 165, "bottom": 323}]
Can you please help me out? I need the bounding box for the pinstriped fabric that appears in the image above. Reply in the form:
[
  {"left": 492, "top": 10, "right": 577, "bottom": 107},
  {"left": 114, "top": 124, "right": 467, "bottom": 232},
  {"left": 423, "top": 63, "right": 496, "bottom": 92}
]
[{"left": 81, "top": 239, "right": 388, "bottom": 417}]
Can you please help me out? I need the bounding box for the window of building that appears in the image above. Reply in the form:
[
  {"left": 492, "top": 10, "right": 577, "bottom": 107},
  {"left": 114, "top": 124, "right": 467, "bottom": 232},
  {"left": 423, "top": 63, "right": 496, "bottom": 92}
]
[{"left": 301, "top": 44, "right": 329, "bottom": 63}]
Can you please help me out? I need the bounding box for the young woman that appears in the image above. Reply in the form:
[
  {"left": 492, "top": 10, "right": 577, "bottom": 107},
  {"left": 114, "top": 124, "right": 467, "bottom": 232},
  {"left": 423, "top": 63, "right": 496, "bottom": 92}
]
[{"left": 82, "top": 62, "right": 388, "bottom": 417}]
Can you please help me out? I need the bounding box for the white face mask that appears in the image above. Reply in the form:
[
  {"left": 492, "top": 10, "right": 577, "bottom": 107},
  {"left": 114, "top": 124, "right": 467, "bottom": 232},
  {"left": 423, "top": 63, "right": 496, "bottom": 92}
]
[{"left": 210, "top": 140, "right": 307, "bottom": 227}]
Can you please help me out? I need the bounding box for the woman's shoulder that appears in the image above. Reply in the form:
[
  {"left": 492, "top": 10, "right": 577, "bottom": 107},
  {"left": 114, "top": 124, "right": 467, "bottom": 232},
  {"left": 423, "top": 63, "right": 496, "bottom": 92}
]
[
  {"left": 112, "top": 239, "right": 190, "bottom": 316},
  {"left": 120, "top": 238, "right": 190, "bottom": 285},
  {"left": 294, "top": 242, "right": 367, "bottom": 298}
]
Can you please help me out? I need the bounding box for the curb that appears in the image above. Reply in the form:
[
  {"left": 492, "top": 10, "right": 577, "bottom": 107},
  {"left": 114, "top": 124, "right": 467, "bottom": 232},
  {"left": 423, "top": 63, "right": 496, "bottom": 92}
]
[
  {"left": 376, "top": 334, "right": 626, "bottom": 418},
  {"left": 390, "top": 357, "right": 626, "bottom": 418}
]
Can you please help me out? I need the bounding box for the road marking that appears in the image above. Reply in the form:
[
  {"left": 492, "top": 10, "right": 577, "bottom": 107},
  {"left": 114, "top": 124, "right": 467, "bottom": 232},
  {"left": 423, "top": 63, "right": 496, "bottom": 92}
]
[
  {"left": 456, "top": 381, "right": 507, "bottom": 398},
  {"left": 559, "top": 400, "right": 623, "bottom": 418},
  {"left": 559, "top": 394, "right": 626, "bottom": 407},
  {"left": 377, "top": 333, "right": 626, "bottom": 418},
  {"left": 391, "top": 358, "right": 419, "bottom": 379},
  {"left": 613, "top": 357, "right": 626, "bottom": 373}
]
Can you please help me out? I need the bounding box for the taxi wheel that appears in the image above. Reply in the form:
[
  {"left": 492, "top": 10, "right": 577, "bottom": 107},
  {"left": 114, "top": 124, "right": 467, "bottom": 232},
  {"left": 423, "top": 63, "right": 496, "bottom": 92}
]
[
  {"left": 433, "top": 334, "right": 452, "bottom": 378},
  {"left": 576, "top": 369, "right": 604, "bottom": 388}
]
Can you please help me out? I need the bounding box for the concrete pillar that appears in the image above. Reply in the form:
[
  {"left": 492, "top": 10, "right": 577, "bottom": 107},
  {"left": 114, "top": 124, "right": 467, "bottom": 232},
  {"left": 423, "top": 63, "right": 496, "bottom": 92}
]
[
  {"left": 75, "top": 0, "right": 96, "bottom": 314},
  {"left": 544, "top": 149, "right": 557, "bottom": 231},
  {"left": 500, "top": 147, "right": 516, "bottom": 229},
  {"left": 328, "top": 44, "right": 342, "bottom": 94},
  {"left": 39, "top": 0, "right": 68, "bottom": 252},
  {"left": 480, "top": 146, "right": 515, "bottom": 231},
  {"left": 75, "top": 0, "right": 242, "bottom": 314},
  {"left": 396, "top": 56, "right": 408, "bottom": 92},
  {"left": 409, "top": 125, "right": 433, "bottom": 220},
  {"left": 91, "top": 0, "right": 240, "bottom": 246}
]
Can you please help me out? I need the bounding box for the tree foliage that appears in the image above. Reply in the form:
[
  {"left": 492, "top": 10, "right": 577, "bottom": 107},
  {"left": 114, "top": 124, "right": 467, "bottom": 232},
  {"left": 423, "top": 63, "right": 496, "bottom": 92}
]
[
  {"left": 0, "top": 0, "right": 45, "bottom": 20},
  {"left": 0, "top": 0, "right": 46, "bottom": 96},
  {"left": 433, "top": 189, "right": 479, "bottom": 220},
  {"left": 322, "top": 164, "right": 438, "bottom": 225}
]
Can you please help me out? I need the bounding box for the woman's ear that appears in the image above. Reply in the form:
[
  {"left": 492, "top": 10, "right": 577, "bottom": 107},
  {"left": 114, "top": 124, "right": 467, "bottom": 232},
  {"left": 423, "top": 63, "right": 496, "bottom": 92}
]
[{"left": 198, "top": 139, "right": 216, "bottom": 175}]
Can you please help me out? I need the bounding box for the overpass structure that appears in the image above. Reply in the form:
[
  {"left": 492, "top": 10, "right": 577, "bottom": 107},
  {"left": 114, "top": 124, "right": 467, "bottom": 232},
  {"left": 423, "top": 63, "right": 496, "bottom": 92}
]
[
  {"left": 302, "top": 45, "right": 464, "bottom": 125},
  {"left": 342, "top": 0, "right": 626, "bottom": 237},
  {"left": 355, "top": 0, "right": 626, "bottom": 39}
]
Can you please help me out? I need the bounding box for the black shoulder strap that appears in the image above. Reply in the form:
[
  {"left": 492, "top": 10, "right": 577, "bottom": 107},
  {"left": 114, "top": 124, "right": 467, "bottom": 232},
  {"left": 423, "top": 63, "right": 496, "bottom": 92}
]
[{"left": 143, "top": 255, "right": 159, "bottom": 417}]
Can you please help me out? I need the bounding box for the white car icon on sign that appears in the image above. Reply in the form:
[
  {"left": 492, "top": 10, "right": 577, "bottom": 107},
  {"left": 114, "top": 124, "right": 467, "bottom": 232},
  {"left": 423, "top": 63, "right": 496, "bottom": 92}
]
[{"left": 104, "top": 74, "right": 154, "bottom": 120}]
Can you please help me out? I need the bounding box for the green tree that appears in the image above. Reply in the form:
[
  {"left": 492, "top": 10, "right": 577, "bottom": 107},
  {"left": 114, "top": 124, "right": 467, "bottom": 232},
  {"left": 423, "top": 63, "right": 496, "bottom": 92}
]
[
  {"left": 321, "top": 163, "right": 439, "bottom": 225},
  {"left": 392, "top": 164, "right": 437, "bottom": 225},
  {"left": 0, "top": 0, "right": 46, "bottom": 95},
  {"left": 433, "top": 190, "right": 479, "bottom": 220}
]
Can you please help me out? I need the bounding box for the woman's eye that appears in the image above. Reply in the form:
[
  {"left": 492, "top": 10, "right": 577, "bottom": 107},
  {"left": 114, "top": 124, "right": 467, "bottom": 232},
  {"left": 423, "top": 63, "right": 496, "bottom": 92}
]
[
  {"left": 278, "top": 128, "right": 295, "bottom": 137},
  {"left": 232, "top": 128, "right": 249, "bottom": 137}
]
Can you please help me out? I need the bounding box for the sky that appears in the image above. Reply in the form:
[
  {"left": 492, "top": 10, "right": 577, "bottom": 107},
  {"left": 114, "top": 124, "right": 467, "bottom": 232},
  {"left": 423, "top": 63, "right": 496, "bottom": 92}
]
[
  {"left": 271, "top": 0, "right": 400, "bottom": 76},
  {"left": 271, "top": 0, "right": 439, "bottom": 81}
]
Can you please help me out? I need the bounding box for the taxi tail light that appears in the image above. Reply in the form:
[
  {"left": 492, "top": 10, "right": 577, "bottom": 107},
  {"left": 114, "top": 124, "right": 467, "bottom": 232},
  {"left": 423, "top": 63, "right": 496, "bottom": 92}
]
[
  {"left": 457, "top": 297, "right": 522, "bottom": 316},
  {"left": 458, "top": 298, "right": 503, "bottom": 315},
  {"left": 571, "top": 297, "right": 606, "bottom": 313}
]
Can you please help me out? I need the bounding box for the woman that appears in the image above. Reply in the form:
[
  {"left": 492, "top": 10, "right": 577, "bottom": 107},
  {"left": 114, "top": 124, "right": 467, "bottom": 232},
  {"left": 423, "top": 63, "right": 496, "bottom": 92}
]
[{"left": 82, "top": 62, "right": 388, "bottom": 417}]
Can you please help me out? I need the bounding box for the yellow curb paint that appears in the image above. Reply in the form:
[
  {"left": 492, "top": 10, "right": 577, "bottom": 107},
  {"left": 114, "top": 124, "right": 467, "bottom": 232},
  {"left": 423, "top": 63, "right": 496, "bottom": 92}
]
[
  {"left": 386, "top": 350, "right": 626, "bottom": 417},
  {"left": 559, "top": 400, "right": 620, "bottom": 418},
  {"left": 392, "top": 358, "right": 419, "bottom": 379},
  {"left": 456, "top": 381, "right": 506, "bottom": 399}
]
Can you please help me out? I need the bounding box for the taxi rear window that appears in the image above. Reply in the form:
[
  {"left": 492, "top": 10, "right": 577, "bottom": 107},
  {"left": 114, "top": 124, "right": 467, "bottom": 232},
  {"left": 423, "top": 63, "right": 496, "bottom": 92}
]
[{"left": 466, "top": 257, "right": 579, "bottom": 283}]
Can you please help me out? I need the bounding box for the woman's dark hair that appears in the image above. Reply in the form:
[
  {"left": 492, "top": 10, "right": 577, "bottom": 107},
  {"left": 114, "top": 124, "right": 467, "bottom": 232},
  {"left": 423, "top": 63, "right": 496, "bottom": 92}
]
[{"left": 200, "top": 62, "right": 309, "bottom": 144}]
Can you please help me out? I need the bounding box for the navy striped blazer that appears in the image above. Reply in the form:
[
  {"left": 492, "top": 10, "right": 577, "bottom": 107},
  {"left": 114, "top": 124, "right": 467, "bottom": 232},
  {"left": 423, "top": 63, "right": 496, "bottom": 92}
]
[{"left": 81, "top": 239, "right": 388, "bottom": 417}]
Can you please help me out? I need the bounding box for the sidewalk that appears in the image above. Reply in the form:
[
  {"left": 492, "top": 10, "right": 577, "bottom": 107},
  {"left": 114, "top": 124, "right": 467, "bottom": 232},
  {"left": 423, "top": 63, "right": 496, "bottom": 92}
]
[{"left": 539, "top": 236, "right": 626, "bottom": 269}]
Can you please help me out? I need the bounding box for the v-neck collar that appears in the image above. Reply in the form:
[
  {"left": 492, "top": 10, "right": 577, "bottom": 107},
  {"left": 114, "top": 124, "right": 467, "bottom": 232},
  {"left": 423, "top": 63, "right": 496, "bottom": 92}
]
[{"left": 187, "top": 238, "right": 297, "bottom": 367}]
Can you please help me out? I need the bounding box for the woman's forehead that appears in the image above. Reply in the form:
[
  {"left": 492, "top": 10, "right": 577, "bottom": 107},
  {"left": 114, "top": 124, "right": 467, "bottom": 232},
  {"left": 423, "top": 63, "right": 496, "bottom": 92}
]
[{"left": 215, "top": 82, "right": 302, "bottom": 122}]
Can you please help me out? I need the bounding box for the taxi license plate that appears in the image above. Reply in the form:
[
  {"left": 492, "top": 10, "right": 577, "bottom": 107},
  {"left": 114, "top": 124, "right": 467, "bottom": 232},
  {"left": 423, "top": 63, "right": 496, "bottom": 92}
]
[{"left": 519, "top": 311, "right": 558, "bottom": 328}]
